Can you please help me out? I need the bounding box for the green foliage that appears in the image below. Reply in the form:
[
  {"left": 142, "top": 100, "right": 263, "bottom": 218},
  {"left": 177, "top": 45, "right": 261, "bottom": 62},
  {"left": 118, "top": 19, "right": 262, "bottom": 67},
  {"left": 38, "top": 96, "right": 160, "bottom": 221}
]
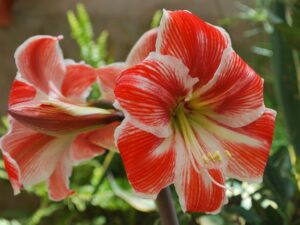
[
  {"left": 151, "top": 10, "right": 163, "bottom": 28},
  {"left": 67, "top": 4, "right": 110, "bottom": 67}
]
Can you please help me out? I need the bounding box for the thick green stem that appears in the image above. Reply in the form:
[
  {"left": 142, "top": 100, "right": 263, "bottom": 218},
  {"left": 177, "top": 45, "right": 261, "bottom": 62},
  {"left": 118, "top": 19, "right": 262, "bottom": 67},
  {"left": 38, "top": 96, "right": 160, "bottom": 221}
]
[
  {"left": 271, "top": 1, "right": 300, "bottom": 155},
  {"left": 156, "top": 187, "right": 179, "bottom": 225}
]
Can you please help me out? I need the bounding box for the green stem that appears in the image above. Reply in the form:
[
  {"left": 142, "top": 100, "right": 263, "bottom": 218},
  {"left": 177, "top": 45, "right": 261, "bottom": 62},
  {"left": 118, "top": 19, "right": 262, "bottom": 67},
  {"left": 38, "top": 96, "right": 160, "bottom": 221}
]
[{"left": 92, "top": 151, "right": 116, "bottom": 194}]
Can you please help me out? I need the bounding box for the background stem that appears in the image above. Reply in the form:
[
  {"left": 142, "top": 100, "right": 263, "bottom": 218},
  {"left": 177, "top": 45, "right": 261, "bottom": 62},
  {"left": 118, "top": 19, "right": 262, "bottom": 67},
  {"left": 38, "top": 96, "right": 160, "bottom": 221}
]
[{"left": 156, "top": 187, "right": 179, "bottom": 225}]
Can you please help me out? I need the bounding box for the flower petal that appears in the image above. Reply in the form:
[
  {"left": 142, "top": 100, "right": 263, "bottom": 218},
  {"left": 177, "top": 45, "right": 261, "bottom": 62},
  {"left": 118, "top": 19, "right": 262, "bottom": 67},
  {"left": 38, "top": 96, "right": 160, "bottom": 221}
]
[
  {"left": 115, "top": 120, "right": 175, "bottom": 197},
  {"left": 8, "top": 102, "right": 117, "bottom": 135},
  {"left": 0, "top": 118, "right": 71, "bottom": 192},
  {"left": 8, "top": 79, "right": 37, "bottom": 107},
  {"left": 157, "top": 10, "right": 230, "bottom": 86},
  {"left": 223, "top": 109, "right": 276, "bottom": 182},
  {"left": 173, "top": 131, "right": 226, "bottom": 212},
  {"left": 70, "top": 132, "right": 105, "bottom": 163},
  {"left": 191, "top": 109, "right": 276, "bottom": 182},
  {"left": 97, "top": 63, "right": 126, "bottom": 103},
  {"left": 61, "top": 63, "right": 98, "bottom": 103},
  {"left": 175, "top": 166, "right": 226, "bottom": 213},
  {"left": 126, "top": 28, "right": 158, "bottom": 66},
  {"left": 15, "top": 35, "right": 65, "bottom": 94},
  {"left": 87, "top": 121, "right": 120, "bottom": 151},
  {"left": 48, "top": 152, "right": 75, "bottom": 201},
  {"left": 190, "top": 50, "right": 264, "bottom": 128},
  {"left": 115, "top": 52, "right": 198, "bottom": 137}
]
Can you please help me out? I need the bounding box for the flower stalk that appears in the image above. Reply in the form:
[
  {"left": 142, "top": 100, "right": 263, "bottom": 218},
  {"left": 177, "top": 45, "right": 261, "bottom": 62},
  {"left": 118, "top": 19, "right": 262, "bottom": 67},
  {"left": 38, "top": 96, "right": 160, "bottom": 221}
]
[{"left": 156, "top": 187, "right": 179, "bottom": 225}]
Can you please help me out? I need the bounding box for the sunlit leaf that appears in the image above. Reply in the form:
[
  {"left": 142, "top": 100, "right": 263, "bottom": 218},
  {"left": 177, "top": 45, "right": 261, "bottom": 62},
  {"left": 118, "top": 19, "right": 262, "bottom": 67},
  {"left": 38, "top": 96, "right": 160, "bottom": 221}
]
[{"left": 108, "top": 175, "right": 156, "bottom": 213}]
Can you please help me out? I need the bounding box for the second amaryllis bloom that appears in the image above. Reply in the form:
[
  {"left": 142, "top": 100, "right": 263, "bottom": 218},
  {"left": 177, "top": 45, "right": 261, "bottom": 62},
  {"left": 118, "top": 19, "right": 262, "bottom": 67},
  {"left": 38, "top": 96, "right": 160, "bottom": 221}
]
[
  {"left": 0, "top": 35, "right": 123, "bottom": 200},
  {"left": 115, "top": 10, "right": 276, "bottom": 212}
]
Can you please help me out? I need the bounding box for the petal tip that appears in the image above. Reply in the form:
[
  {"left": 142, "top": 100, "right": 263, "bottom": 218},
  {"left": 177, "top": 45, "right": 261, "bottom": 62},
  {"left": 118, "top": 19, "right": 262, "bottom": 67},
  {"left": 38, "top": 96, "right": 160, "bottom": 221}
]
[{"left": 57, "top": 35, "right": 64, "bottom": 41}]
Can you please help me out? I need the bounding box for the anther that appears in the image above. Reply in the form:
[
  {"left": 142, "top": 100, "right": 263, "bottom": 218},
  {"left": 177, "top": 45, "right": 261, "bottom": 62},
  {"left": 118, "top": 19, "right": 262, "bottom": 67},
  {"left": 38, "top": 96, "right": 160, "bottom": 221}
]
[
  {"left": 225, "top": 150, "right": 233, "bottom": 159},
  {"left": 202, "top": 154, "right": 209, "bottom": 164},
  {"left": 212, "top": 151, "right": 222, "bottom": 162}
]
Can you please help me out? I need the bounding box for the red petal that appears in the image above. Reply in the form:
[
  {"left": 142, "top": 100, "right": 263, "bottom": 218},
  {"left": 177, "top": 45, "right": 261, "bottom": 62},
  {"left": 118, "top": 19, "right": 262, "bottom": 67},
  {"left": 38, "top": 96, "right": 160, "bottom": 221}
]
[
  {"left": 192, "top": 109, "right": 276, "bottom": 182},
  {"left": 0, "top": 118, "right": 67, "bottom": 191},
  {"left": 191, "top": 50, "right": 264, "bottom": 127},
  {"left": 9, "top": 103, "right": 117, "bottom": 134},
  {"left": 223, "top": 109, "right": 276, "bottom": 182},
  {"left": 175, "top": 165, "right": 225, "bottom": 212},
  {"left": 48, "top": 152, "right": 75, "bottom": 201},
  {"left": 115, "top": 53, "right": 197, "bottom": 137},
  {"left": 15, "top": 35, "right": 65, "bottom": 94},
  {"left": 116, "top": 121, "right": 175, "bottom": 197},
  {"left": 1, "top": 151, "right": 22, "bottom": 194},
  {"left": 126, "top": 28, "right": 158, "bottom": 66},
  {"left": 87, "top": 121, "right": 120, "bottom": 151},
  {"left": 173, "top": 131, "right": 226, "bottom": 212},
  {"left": 8, "top": 79, "right": 36, "bottom": 107},
  {"left": 71, "top": 132, "right": 105, "bottom": 163},
  {"left": 157, "top": 10, "right": 230, "bottom": 86},
  {"left": 61, "top": 63, "right": 97, "bottom": 103},
  {"left": 97, "top": 63, "right": 126, "bottom": 103}
]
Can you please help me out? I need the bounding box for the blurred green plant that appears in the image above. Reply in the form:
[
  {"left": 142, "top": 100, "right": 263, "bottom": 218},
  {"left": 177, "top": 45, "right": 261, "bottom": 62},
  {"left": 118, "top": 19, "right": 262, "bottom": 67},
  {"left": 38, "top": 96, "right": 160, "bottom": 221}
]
[{"left": 67, "top": 3, "right": 110, "bottom": 67}]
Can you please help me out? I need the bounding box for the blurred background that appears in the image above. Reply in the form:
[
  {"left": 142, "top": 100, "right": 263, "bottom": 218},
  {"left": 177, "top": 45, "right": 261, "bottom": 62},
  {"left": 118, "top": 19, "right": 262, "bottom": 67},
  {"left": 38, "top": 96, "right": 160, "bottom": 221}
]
[{"left": 0, "top": 0, "right": 299, "bottom": 224}]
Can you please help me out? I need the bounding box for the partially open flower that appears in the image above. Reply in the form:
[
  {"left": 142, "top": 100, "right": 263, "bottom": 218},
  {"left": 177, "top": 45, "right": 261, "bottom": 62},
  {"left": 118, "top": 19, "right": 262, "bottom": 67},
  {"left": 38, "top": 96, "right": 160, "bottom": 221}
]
[
  {"left": 0, "top": 35, "right": 122, "bottom": 200},
  {"left": 115, "top": 10, "right": 276, "bottom": 213}
]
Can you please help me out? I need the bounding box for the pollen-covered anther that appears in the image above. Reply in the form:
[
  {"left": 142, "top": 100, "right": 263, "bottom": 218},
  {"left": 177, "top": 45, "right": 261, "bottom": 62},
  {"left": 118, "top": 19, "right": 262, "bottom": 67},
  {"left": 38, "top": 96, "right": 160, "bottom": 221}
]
[
  {"left": 225, "top": 150, "right": 233, "bottom": 159},
  {"left": 203, "top": 151, "right": 223, "bottom": 164},
  {"left": 212, "top": 151, "right": 222, "bottom": 162},
  {"left": 201, "top": 154, "right": 209, "bottom": 164}
]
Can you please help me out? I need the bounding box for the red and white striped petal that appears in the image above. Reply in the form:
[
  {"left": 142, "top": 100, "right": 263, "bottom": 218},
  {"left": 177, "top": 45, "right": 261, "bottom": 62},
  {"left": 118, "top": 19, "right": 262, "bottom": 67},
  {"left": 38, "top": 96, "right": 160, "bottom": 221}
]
[
  {"left": 175, "top": 166, "right": 226, "bottom": 213},
  {"left": 191, "top": 50, "right": 264, "bottom": 128},
  {"left": 173, "top": 131, "right": 226, "bottom": 212},
  {"left": 61, "top": 63, "right": 98, "bottom": 103},
  {"left": 87, "top": 121, "right": 120, "bottom": 151},
  {"left": 8, "top": 101, "right": 115, "bottom": 135},
  {"left": 116, "top": 120, "right": 176, "bottom": 197},
  {"left": 48, "top": 152, "right": 75, "bottom": 201},
  {"left": 15, "top": 35, "right": 65, "bottom": 94},
  {"left": 8, "top": 79, "right": 36, "bottom": 107},
  {"left": 97, "top": 63, "right": 126, "bottom": 103},
  {"left": 126, "top": 28, "right": 158, "bottom": 66},
  {"left": 223, "top": 109, "right": 276, "bottom": 182},
  {"left": 157, "top": 10, "right": 230, "bottom": 86},
  {"left": 70, "top": 132, "right": 105, "bottom": 163},
  {"left": 191, "top": 109, "right": 276, "bottom": 182},
  {"left": 115, "top": 53, "right": 198, "bottom": 137},
  {"left": 0, "top": 118, "right": 71, "bottom": 194}
]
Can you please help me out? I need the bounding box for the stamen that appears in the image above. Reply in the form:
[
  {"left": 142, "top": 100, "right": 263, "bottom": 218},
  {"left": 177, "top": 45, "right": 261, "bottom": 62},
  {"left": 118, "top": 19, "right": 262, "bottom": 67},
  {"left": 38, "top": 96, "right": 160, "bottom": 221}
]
[
  {"left": 205, "top": 170, "right": 233, "bottom": 192},
  {"left": 212, "top": 151, "right": 222, "bottom": 162},
  {"left": 225, "top": 150, "right": 233, "bottom": 159},
  {"left": 202, "top": 154, "right": 209, "bottom": 164},
  {"left": 207, "top": 152, "right": 214, "bottom": 162}
]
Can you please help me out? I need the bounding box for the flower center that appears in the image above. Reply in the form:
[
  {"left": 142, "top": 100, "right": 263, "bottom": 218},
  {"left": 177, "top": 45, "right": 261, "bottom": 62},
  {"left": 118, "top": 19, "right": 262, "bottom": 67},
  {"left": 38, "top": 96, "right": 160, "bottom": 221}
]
[{"left": 172, "top": 101, "right": 232, "bottom": 172}]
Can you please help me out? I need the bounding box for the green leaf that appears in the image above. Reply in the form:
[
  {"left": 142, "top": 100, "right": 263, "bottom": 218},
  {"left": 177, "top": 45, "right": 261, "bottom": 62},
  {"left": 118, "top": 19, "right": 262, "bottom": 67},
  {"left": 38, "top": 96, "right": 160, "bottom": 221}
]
[
  {"left": 67, "top": 3, "right": 111, "bottom": 67},
  {"left": 27, "top": 205, "right": 62, "bottom": 225},
  {"left": 264, "top": 146, "right": 296, "bottom": 204},
  {"left": 86, "top": 83, "right": 101, "bottom": 102},
  {"left": 151, "top": 10, "right": 162, "bottom": 28},
  {"left": 108, "top": 175, "right": 156, "bottom": 212},
  {"left": 225, "top": 205, "right": 261, "bottom": 225},
  {"left": 262, "top": 206, "right": 286, "bottom": 225},
  {"left": 275, "top": 23, "right": 300, "bottom": 50}
]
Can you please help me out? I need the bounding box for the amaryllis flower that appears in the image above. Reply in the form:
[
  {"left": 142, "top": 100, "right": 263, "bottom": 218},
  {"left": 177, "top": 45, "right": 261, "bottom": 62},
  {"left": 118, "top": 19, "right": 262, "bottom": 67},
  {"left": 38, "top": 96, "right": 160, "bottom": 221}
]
[
  {"left": 0, "top": 35, "right": 123, "bottom": 200},
  {"left": 114, "top": 10, "right": 276, "bottom": 213}
]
